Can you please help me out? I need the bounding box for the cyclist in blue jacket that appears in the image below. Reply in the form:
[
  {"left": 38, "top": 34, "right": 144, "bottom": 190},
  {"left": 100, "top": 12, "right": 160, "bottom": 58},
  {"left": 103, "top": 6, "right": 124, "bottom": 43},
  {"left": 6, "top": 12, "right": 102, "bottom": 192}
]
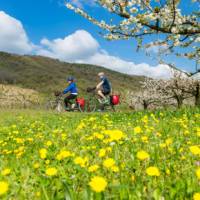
[{"left": 63, "top": 76, "right": 78, "bottom": 110}]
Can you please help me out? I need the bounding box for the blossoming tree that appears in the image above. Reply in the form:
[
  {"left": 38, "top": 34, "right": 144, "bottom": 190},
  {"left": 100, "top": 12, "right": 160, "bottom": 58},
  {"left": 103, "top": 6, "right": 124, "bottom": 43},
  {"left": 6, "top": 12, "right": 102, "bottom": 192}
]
[{"left": 66, "top": 0, "right": 200, "bottom": 63}]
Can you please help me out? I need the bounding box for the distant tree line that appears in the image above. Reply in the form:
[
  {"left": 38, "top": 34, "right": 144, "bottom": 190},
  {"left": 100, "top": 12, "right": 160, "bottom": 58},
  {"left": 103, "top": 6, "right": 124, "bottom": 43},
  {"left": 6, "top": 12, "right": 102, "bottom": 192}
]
[{"left": 127, "top": 71, "right": 200, "bottom": 110}]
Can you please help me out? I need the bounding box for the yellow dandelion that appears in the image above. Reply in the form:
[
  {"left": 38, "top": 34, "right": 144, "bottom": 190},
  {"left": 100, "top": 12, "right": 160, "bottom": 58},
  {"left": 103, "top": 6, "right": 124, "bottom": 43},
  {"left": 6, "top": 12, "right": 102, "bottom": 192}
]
[
  {"left": 39, "top": 148, "right": 47, "bottom": 159},
  {"left": 196, "top": 168, "right": 200, "bottom": 179},
  {"left": 104, "top": 130, "right": 126, "bottom": 141},
  {"left": 165, "top": 138, "right": 173, "bottom": 146},
  {"left": 131, "top": 175, "right": 135, "bottom": 182},
  {"left": 46, "top": 141, "right": 53, "bottom": 146},
  {"left": 89, "top": 176, "right": 107, "bottom": 193},
  {"left": 146, "top": 166, "right": 160, "bottom": 177},
  {"left": 99, "top": 149, "right": 106, "bottom": 158},
  {"left": 166, "top": 168, "right": 170, "bottom": 175},
  {"left": 56, "top": 150, "right": 71, "bottom": 161},
  {"left": 190, "top": 146, "right": 200, "bottom": 155},
  {"left": 111, "top": 166, "right": 119, "bottom": 172},
  {"left": 33, "top": 163, "right": 40, "bottom": 169},
  {"left": 74, "top": 156, "right": 88, "bottom": 168},
  {"left": 136, "top": 150, "right": 150, "bottom": 161},
  {"left": 103, "top": 158, "right": 115, "bottom": 169},
  {"left": 193, "top": 193, "right": 200, "bottom": 200},
  {"left": 0, "top": 181, "right": 9, "bottom": 196},
  {"left": 134, "top": 126, "right": 142, "bottom": 134},
  {"left": 1, "top": 168, "right": 11, "bottom": 176},
  {"left": 88, "top": 165, "right": 99, "bottom": 172},
  {"left": 45, "top": 167, "right": 57, "bottom": 176}
]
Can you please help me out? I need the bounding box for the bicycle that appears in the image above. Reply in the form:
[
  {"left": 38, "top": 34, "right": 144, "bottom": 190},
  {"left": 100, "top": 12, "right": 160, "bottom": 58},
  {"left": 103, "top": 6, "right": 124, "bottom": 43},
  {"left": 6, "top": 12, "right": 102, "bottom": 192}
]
[
  {"left": 45, "top": 91, "right": 84, "bottom": 112},
  {"left": 83, "top": 87, "right": 117, "bottom": 112}
]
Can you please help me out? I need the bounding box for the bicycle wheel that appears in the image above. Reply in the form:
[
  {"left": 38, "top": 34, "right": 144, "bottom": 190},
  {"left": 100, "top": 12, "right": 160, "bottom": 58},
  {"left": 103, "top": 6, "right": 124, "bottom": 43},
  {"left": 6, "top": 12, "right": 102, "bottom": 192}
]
[{"left": 83, "top": 98, "right": 97, "bottom": 112}]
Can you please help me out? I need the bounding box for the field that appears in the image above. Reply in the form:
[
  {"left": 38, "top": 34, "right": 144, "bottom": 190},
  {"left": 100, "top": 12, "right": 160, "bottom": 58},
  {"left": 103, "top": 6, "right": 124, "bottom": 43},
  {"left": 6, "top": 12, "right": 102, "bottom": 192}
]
[{"left": 0, "top": 108, "right": 200, "bottom": 200}]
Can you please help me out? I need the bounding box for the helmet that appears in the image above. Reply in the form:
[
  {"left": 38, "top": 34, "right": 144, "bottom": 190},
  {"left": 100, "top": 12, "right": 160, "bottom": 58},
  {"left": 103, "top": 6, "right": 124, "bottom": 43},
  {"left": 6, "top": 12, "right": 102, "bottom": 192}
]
[{"left": 67, "top": 76, "right": 74, "bottom": 82}]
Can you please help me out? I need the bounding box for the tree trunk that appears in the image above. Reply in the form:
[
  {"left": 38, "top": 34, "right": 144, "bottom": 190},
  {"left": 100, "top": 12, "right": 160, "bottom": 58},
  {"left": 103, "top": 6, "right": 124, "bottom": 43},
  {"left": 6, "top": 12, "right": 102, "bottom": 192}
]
[
  {"left": 195, "top": 83, "right": 200, "bottom": 106},
  {"left": 176, "top": 96, "right": 183, "bottom": 108},
  {"left": 143, "top": 100, "right": 148, "bottom": 110}
]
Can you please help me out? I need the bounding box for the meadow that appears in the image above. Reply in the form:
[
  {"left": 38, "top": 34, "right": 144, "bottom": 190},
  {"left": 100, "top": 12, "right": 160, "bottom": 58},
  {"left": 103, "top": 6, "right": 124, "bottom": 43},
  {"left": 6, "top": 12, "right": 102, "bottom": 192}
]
[{"left": 0, "top": 108, "right": 199, "bottom": 200}]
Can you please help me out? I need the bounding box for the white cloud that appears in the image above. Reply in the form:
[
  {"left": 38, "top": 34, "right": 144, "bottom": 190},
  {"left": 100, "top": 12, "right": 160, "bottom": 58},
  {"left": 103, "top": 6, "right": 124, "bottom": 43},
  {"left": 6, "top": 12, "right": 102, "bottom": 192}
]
[
  {"left": 78, "top": 51, "right": 172, "bottom": 78},
  {"left": 0, "top": 11, "right": 33, "bottom": 54},
  {"left": 37, "top": 30, "right": 172, "bottom": 79},
  {"left": 38, "top": 30, "right": 99, "bottom": 61}
]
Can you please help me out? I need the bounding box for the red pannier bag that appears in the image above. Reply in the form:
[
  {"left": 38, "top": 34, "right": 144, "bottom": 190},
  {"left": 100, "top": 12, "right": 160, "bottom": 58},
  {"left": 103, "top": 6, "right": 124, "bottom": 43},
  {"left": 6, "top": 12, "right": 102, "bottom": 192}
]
[
  {"left": 111, "top": 95, "right": 120, "bottom": 105},
  {"left": 76, "top": 98, "right": 85, "bottom": 108}
]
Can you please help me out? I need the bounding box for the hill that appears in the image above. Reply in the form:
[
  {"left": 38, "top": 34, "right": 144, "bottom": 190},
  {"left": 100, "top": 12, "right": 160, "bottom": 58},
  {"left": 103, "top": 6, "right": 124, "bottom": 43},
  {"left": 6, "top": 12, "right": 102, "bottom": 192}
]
[{"left": 0, "top": 51, "right": 144, "bottom": 96}]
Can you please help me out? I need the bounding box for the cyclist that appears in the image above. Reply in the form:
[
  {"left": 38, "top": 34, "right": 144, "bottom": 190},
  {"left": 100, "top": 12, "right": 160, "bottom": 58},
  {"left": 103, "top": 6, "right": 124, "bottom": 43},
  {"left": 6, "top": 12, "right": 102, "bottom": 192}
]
[
  {"left": 63, "top": 76, "right": 78, "bottom": 110},
  {"left": 96, "top": 72, "right": 112, "bottom": 104}
]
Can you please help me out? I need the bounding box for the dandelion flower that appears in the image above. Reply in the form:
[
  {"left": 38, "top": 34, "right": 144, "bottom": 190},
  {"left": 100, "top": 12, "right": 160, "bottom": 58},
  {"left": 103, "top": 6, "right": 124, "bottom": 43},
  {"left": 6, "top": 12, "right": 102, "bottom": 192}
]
[
  {"left": 103, "top": 158, "right": 115, "bottom": 169},
  {"left": 134, "top": 126, "right": 142, "bottom": 134},
  {"left": 99, "top": 149, "right": 106, "bottom": 157},
  {"left": 45, "top": 167, "right": 57, "bottom": 176},
  {"left": 196, "top": 168, "right": 200, "bottom": 179},
  {"left": 88, "top": 165, "right": 99, "bottom": 172},
  {"left": 146, "top": 166, "right": 160, "bottom": 177},
  {"left": 39, "top": 148, "right": 47, "bottom": 159},
  {"left": 193, "top": 193, "right": 200, "bottom": 200},
  {"left": 0, "top": 181, "right": 9, "bottom": 196},
  {"left": 89, "top": 176, "right": 107, "bottom": 192},
  {"left": 190, "top": 146, "right": 200, "bottom": 155},
  {"left": 33, "top": 163, "right": 40, "bottom": 169},
  {"left": 136, "top": 150, "right": 150, "bottom": 161},
  {"left": 1, "top": 168, "right": 11, "bottom": 176}
]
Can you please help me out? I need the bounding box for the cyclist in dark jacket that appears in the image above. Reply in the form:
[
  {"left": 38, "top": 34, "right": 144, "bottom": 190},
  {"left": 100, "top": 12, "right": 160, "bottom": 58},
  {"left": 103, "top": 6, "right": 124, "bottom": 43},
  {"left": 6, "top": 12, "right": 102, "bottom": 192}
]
[
  {"left": 96, "top": 72, "right": 112, "bottom": 104},
  {"left": 63, "top": 76, "right": 78, "bottom": 110}
]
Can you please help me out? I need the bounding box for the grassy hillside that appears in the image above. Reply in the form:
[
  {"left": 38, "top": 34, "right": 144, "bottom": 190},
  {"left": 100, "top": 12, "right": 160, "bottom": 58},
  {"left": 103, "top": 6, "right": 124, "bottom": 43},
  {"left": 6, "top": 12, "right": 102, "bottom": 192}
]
[{"left": 0, "top": 52, "right": 144, "bottom": 96}]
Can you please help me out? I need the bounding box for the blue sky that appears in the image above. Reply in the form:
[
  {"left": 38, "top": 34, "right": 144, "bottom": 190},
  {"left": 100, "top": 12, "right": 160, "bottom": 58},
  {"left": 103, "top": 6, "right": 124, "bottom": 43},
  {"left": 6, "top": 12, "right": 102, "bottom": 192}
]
[{"left": 0, "top": 0, "right": 197, "bottom": 78}]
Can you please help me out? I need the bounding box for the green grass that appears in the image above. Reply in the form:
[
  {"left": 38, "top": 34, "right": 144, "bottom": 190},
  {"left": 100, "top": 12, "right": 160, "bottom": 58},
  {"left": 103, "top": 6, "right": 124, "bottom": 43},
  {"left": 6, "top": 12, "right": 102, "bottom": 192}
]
[{"left": 0, "top": 108, "right": 199, "bottom": 199}]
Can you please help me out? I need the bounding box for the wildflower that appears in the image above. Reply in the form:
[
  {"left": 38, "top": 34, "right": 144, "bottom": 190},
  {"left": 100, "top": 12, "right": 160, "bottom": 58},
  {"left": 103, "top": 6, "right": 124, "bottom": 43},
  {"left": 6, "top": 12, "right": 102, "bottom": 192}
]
[
  {"left": 196, "top": 168, "right": 200, "bottom": 179},
  {"left": 146, "top": 166, "right": 160, "bottom": 177},
  {"left": 136, "top": 150, "right": 150, "bottom": 161},
  {"left": 134, "top": 126, "right": 142, "bottom": 134},
  {"left": 45, "top": 167, "right": 57, "bottom": 176},
  {"left": 39, "top": 148, "right": 47, "bottom": 159},
  {"left": 99, "top": 149, "right": 106, "bottom": 157},
  {"left": 193, "top": 193, "right": 200, "bottom": 200},
  {"left": 111, "top": 166, "right": 119, "bottom": 172},
  {"left": 103, "top": 158, "right": 115, "bottom": 169},
  {"left": 1, "top": 168, "right": 11, "bottom": 176},
  {"left": 165, "top": 138, "right": 173, "bottom": 146},
  {"left": 190, "top": 146, "right": 200, "bottom": 155},
  {"left": 36, "top": 192, "right": 41, "bottom": 197},
  {"left": 141, "top": 136, "right": 148, "bottom": 143},
  {"left": 33, "top": 163, "right": 40, "bottom": 169},
  {"left": 56, "top": 150, "right": 71, "bottom": 161},
  {"left": 89, "top": 176, "right": 107, "bottom": 192},
  {"left": 166, "top": 168, "right": 170, "bottom": 175},
  {"left": 0, "top": 181, "right": 9, "bottom": 196},
  {"left": 131, "top": 175, "right": 135, "bottom": 182},
  {"left": 74, "top": 156, "right": 88, "bottom": 167},
  {"left": 45, "top": 160, "right": 50, "bottom": 165},
  {"left": 46, "top": 141, "right": 53, "bottom": 146},
  {"left": 104, "top": 130, "right": 126, "bottom": 141},
  {"left": 88, "top": 165, "right": 99, "bottom": 172}
]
